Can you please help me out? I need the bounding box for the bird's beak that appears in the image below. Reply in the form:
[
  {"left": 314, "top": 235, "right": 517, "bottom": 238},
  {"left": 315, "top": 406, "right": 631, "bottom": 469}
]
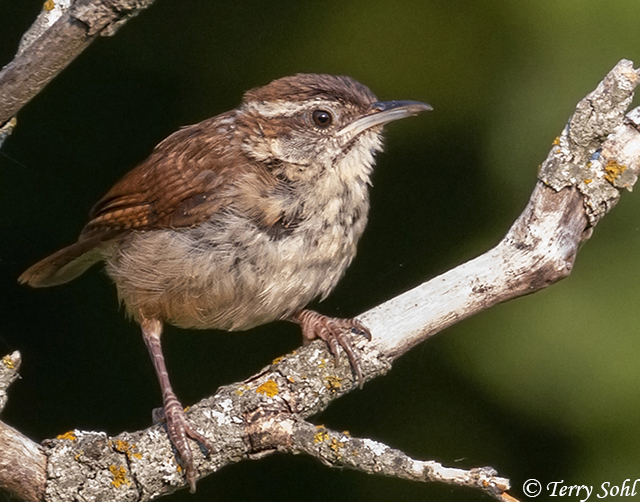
[{"left": 338, "top": 100, "right": 432, "bottom": 138}]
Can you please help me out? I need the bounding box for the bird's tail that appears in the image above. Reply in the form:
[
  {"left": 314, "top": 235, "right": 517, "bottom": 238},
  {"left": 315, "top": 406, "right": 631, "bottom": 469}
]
[{"left": 19, "top": 236, "right": 107, "bottom": 288}]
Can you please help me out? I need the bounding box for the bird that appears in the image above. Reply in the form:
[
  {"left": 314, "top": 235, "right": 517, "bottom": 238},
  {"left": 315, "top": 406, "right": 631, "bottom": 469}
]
[{"left": 19, "top": 73, "right": 431, "bottom": 491}]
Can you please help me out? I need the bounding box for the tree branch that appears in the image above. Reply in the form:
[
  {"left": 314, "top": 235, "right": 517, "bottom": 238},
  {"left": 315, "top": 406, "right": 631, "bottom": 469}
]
[
  {"left": 0, "top": 0, "right": 157, "bottom": 129},
  {"left": 255, "top": 419, "right": 513, "bottom": 502},
  {"left": 363, "top": 59, "right": 640, "bottom": 360},
  {"left": 0, "top": 353, "right": 46, "bottom": 502},
  {"left": 0, "top": 351, "right": 21, "bottom": 412}
]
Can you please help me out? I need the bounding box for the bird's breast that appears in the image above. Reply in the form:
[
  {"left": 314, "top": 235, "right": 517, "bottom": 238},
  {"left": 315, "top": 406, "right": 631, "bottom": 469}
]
[{"left": 104, "top": 183, "right": 370, "bottom": 332}]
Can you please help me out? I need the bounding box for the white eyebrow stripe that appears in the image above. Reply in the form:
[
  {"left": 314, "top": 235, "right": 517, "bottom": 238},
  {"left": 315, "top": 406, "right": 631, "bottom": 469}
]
[{"left": 243, "top": 99, "right": 334, "bottom": 118}]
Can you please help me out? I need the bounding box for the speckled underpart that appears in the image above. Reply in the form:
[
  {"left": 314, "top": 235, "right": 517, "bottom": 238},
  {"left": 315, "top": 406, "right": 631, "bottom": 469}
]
[{"left": 105, "top": 127, "right": 380, "bottom": 329}]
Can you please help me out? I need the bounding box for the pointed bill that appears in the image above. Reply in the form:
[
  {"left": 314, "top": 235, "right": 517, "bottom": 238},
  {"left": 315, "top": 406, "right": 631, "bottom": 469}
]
[{"left": 338, "top": 100, "right": 432, "bottom": 138}]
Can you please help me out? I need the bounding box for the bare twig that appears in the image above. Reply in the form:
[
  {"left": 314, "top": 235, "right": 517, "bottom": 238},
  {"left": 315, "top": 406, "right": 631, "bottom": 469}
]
[{"left": 0, "top": 0, "right": 157, "bottom": 128}]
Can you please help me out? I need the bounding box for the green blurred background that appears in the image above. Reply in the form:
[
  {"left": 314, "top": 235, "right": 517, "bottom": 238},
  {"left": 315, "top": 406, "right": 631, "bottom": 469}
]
[{"left": 2, "top": 1, "right": 640, "bottom": 500}]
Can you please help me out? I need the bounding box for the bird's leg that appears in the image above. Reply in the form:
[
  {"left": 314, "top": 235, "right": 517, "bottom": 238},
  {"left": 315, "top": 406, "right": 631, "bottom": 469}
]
[
  {"left": 289, "top": 309, "right": 371, "bottom": 387},
  {"left": 139, "top": 316, "right": 213, "bottom": 493}
]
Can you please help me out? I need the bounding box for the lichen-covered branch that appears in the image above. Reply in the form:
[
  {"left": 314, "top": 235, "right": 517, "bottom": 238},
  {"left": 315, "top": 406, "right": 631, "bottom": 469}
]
[
  {"left": 0, "top": 353, "right": 46, "bottom": 502},
  {"left": 41, "top": 343, "right": 394, "bottom": 501},
  {"left": 272, "top": 419, "right": 515, "bottom": 502},
  {"left": 538, "top": 59, "right": 639, "bottom": 225},
  {"left": 1, "top": 341, "right": 515, "bottom": 501},
  {"left": 35, "top": 338, "right": 514, "bottom": 501},
  {"left": 0, "top": 0, "right": 157, "bottom": 129},
  {"left": 0, "top": 351, "right": 21, "bottom": 412}
]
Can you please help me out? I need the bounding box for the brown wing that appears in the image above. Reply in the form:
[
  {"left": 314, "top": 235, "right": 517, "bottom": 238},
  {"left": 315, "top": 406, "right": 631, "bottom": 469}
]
[
  {"left": 80, "top": 112, "right": 242, "bottom": 240},
  {"left": 20, "top": 111, "right": 266, "bottom": 288}
]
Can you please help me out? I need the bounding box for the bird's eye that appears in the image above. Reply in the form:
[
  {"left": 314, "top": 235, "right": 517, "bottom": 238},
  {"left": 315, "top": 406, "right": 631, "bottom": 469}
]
[{"left": 312, "top": 109, "right": 333, "bottom": 128}]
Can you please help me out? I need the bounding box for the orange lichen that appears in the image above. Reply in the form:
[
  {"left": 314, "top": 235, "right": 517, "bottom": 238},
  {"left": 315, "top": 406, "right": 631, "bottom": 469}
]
[
  {"left": 314, "top": 429, "right": 329, "bottom": 444},
  {"left": 43, "top": 0, "right": 55, "bottom": 11},
  {"left": 584, "top": 179, "right": 593, "bottom": 184},
  {"left": 2, "top": 355, "right": 14, "bottom": 369},
  {"left": 552, "top": 136, "right": 561, "bottom": 146},
  {"left": 57, "top": 431, "right": 77, "bottom": 441},
  {"left": 256, "top": 379, "right": 278, "bottom": 397},
  {"left": 112, "top": 439, "right": 130, "bottom": 452},
  {"left": 111, "top": 439, "right": 142, "bottom": 460},
  {"left": 325, "top": 375, "right": 342, "bottom": 392},
  {"left": 604, "top": 159, "right": 627, "bottom": 184},
  {"left": 330, "top": 438, "right": 344, "bottom": 452},
  {"left": 109, "top": 465, "right": 130, "bottom": 488}
]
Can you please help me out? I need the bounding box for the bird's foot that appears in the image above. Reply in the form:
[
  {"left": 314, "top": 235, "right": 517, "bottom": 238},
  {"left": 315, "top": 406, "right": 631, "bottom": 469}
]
[
  {"left": 162, "top": 400, "right": 214, "bottom": 493},
  {"left": 291, "top": 309, "right": 371, "bottom": 387}
]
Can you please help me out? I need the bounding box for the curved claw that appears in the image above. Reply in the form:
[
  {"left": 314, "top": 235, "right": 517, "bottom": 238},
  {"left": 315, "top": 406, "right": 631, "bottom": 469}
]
[
  {"left": 164, "top": 402, "right": 213, "bottom": 493},
  {"left": 290, "top": 310, "right": 371, "bottom": 388},
  {"left": 351, "top": 318, "right": 372, "bottom": 341}
]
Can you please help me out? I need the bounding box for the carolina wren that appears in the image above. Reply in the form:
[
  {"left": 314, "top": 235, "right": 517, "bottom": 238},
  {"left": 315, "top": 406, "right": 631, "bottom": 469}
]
[{"left": 20, "top": 73, "right": 430, "bottom": 491}]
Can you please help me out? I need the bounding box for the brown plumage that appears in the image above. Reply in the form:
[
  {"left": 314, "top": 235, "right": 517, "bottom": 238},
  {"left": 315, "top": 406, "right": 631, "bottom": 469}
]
[{"left": 20, "top": 74, "right": 431, "bottom": 492}]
